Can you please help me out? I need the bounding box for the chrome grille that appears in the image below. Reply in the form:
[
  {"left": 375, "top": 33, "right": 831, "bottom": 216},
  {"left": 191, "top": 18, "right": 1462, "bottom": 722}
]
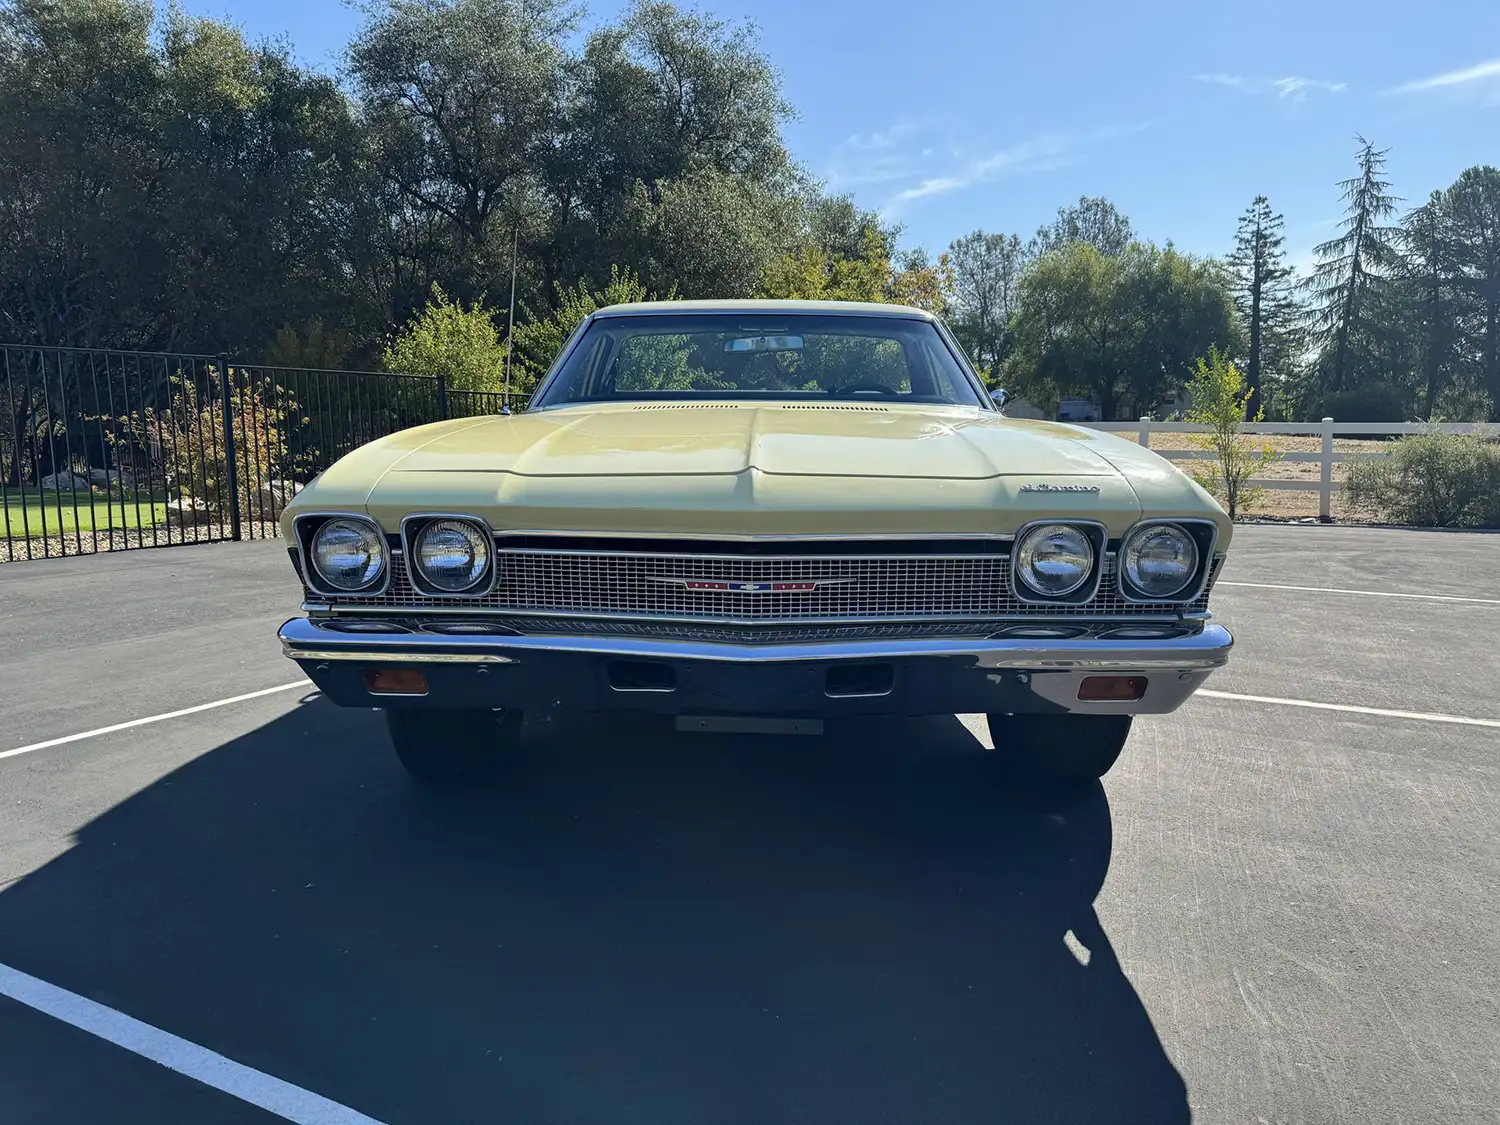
[
  {"left": 481, "top": 618, "right": 1007, "bottom": 644},
  {"left": 316, "top": 540, "right": 1221, "bottom": 622}
]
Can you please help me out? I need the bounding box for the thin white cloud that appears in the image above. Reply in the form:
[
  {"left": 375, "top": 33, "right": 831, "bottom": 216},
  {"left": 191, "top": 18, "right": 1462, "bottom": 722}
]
[
  {"left": 827, "top": 117, "right": 1143, "bottom": 220},
  {"left": 892, "top": 177, "right": 966, "bottom": 203},
  {"left": 823, "top": 119, "right": 952, "bottom": 190},
  {"left": 1393, "top": 56, "right": 1500, "bottom": 93},
  {"left": 877, "top": 129, "right": 1125, "bottom": 220},
  {"left": 1192, "top": 73, "right": 1249, "bottom": 91},
  {"left": 974, "top": 135, "right": 1074, "bottom": 176},
  {"left": 1192, "top": 73, "right": 1346, "bottom": 100},
  {"left": 1273, "top": 77, "right": 1347, "bottom": 99}
]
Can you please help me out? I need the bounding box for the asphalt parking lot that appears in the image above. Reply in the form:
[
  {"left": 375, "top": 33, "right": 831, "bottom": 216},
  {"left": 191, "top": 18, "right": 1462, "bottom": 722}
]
[{"left": 1, "top": 525, "right": 1497, "bottom": 1125}]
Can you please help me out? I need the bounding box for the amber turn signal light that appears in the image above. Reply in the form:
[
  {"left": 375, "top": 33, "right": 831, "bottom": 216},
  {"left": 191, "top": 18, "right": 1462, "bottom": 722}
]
[
  {"left": 363, "top": 667, "right": 429, "bottom": 695},
  {"left": 1077, "top": 675, "right": 1147, "bottom": 702}
]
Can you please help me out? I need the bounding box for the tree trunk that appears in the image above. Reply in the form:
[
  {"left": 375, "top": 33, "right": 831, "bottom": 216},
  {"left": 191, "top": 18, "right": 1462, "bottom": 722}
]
[
  {"left": 1247, "top": 280, "right": 1262, "bottom": 419},
  {"left": 1487, "top": 294, "right": 1500, "bottom": 423}
]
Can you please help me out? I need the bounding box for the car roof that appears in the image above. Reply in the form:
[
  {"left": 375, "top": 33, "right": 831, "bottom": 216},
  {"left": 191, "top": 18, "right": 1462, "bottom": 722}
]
[{"left": 591, "top": 299, "right": 938, "bottom": 320}]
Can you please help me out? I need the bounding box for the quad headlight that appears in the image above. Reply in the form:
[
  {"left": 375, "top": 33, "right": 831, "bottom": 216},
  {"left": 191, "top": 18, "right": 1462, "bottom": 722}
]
[
  {"left": 1014, "top": 523, "right": 1097, "bottom": 598},
  {"left": 1121, "top": 523, "right": 1200, "bottom": 599},
  {"left": 411, "top": 518, "right": 492, "bottom": 593},
  {"left": 308, "top": 517, "right": 386, "bottom": 592}
]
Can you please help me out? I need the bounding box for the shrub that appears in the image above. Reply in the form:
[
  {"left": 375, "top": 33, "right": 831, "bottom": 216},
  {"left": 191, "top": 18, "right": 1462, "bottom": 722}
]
[
  {"left": 137, "top": 371, "right": 304, "bottom": 521},
  {"left": 1184, "top": 348, "right": 1281, "bottom": 519},
  {"left": 1315, "top": 384, "right": 1408, "bottom": 423},
  {"left": 267, "top": 320, "right": 353, "bottom": 370},
  {"left": 1344, "top": 432, "right": 1500, "bottom": 528},
  {"left": 383, "top": 285, "right": 507, "bottom": 393},
  {"left": 510, "top": 266, "right": 674, "bottom": 393}
]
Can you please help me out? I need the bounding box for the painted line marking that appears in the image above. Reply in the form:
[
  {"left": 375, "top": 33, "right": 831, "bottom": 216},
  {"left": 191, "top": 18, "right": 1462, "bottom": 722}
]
[
  {"left": 1198, "top": 689, "right": 1500, "bottom": 729},
  {"left": 1217, "top": 580, "right": 1500, "bottom": 606},
  {"left": 0, "top": 680, "right": 313, "bottom": 762},
  {"left": 0, "top": 961, "right": 384, "bottom": 1124}
]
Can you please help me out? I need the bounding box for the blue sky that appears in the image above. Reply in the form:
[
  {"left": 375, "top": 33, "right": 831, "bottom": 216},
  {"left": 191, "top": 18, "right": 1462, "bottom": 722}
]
[{"left": 184, "top": 0, "right": 1500, "bottom": 274}]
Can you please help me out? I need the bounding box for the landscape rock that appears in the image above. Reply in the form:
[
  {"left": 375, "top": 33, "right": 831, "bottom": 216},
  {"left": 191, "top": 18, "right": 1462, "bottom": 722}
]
[
  {"left": 89, "top": 468, "right": 135, "bottom": 489},
  {"left": 164, "top": 498, "right": 213, "bottom": 527},
  {"left": 251, "top": 479, "right": 296, "bottom": 517},
  {"left": 39, "top": 471, "right": 91, "bottom": 491}
]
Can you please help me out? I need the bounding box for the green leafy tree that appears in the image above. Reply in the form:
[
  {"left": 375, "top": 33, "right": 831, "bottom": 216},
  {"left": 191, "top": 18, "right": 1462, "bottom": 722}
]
[
  {"left": 0, "top": 0, "right": 358, "bottom": 351},
  {"left": 1228, "top": 196, "right": 1299, "bottom": 417},
  {"left": 1303, "top": 136, "right": 1403, "bottom": 398},
  {"left": 758, "top": 227, "right": 888, "bottom": 303},
  {"left": 888, "top": 246, "right": 951, "bottom": 316},
  {"left": 608, "top": 169, "right": 799, "bottom": 299},
  {"left": 542, "top": 0, "right": 796, "bottom": 295},
  {"left": 946, "top": 230, "right": 1028, "bottom": 373},
  {"left": 267, "top": 321, "right": 354, "bottom": 370},
  {"left": 758, "top": 215, "right": 947, "bottom": 314},
  {"left": 383, "top": 285, "right": 507, "bottom": 392},
  {"left": 510, "top": 266, "right": 675, "bottom": 392},
  {"left": 1030, "top": 196, "right": 1134, "bottom": 258},
  {"left": 1184, "top": 348, "right": 1280, "bottom": 519},
  {"left": 349, "top": 0, "right": 573, "bottom": 311},
  {"left": 1006, "top": 242, "right": 1239, "bottom": 420}
]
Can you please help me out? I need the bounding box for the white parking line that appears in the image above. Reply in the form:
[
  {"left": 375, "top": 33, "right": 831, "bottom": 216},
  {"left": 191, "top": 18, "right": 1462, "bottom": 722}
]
[
  {"left": 1217, "top": 580, "right": 1500, "bottom": 606},
  {"left": 0, "top": 680, "right": 313, "bottom": 762},
  {"left": 1198, "top": 689, "right": 1500, "bottom": 729},
  {"left": 0, "top": 961, "right": 384, "bottom": 1124}
]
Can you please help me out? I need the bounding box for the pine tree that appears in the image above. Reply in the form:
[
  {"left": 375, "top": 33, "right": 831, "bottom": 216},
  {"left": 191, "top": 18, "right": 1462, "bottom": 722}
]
[
  {"left": 1399, "top": 193, "right": 1465, "bottom": 419},
  {"left": 1303, "top": 136, "right": 1402, "bottom": 398},
  {"left": 1228, "top": 196, "right": 1297, "bottom": 417},
  {"left": 1442, "top": 166, "right": 1500, "bottom": 421}
]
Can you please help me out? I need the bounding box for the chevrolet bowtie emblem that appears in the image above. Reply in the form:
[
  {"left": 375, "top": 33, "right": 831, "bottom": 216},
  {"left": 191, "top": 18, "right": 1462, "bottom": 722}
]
[
  {"left": 1019, "top": 483, "right": 1101, "bottom": 493},
  {"left": 651, "top": 578, "right": 855, "bottom": 593}
]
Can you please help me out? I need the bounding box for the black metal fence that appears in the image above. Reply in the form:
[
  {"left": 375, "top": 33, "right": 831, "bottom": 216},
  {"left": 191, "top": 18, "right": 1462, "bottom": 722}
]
[{"left": 1, "top": 344, "right": 528, "bottom": 562}]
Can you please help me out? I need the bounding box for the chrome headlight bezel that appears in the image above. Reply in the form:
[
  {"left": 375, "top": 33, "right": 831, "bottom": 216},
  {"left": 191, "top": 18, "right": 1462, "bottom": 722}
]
[
  {"left": 401, "top": 514, "right": 497, "bottom": 597},
  {"left": 1009, "top": 520, "right": 1107, "bottom": 604},
  {"left": 1117, "top": 519, "right": 1218, "bottom": 603},
  {"left": 296, "top": 512, "right": 390, "bottom": 596}
]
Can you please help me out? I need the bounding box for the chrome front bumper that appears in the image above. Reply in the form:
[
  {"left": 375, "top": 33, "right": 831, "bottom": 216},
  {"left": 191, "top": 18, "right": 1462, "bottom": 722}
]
[{"left": 280, "top": 617, "right": 1233, "bottom": 718}]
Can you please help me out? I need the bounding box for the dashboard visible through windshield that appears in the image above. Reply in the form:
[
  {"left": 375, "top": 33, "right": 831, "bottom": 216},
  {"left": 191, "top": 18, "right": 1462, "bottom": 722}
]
[{"left": 532, "top": 313, "right": 987, "bottom": 408}]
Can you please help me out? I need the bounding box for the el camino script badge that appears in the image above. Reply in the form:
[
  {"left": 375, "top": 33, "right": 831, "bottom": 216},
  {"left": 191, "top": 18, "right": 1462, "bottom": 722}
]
[
  {"left": 652, "top": 578, "right": 853, "bottom": 594},
  {"left": 1019, "top": 483, "right": 1101, "bottom": 493}
]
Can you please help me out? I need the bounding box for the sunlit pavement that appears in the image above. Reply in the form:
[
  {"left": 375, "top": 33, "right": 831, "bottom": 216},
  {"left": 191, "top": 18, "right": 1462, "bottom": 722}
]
[{"left": 1, "top": 526, "right": 1496, "bottom": 1124}]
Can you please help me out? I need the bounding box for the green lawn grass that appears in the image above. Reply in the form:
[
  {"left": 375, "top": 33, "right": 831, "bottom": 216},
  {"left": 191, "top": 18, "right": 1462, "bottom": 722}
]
[{"left": 1, "top": 488, "right": 168, "bottom": 535}]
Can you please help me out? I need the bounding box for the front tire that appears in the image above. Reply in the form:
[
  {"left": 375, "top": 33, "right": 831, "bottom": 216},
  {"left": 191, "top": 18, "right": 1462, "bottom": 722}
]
[
  {"left": 386, "top": 708, "right": 523, "bottom": 783},
  {"left": 985, "top": 713, "right": 1132, "bottom": 783}
]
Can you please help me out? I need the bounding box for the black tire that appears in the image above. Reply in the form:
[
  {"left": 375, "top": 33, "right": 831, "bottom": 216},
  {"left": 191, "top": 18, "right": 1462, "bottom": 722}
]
[
  {"left": 386, "top": 708, "right": 523, "bottom": 783},
  {"left": 984, "top": 713, "right": 1132, "bottom": 783}
]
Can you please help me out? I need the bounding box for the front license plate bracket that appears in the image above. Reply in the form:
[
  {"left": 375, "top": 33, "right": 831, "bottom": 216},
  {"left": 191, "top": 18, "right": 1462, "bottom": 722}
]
[{"left": 674, "top": 715, "right": 824, "bottom": 736}]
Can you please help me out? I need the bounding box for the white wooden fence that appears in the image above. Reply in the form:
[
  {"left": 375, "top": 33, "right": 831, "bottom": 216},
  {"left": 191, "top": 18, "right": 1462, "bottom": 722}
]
[{"left": 1080, "top": 419, "right": 1491, "bottom": 520}]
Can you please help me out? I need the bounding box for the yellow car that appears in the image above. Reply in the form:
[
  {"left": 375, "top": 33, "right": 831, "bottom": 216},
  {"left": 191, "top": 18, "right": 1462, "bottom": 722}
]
[{"left": 279, "top": 300, "right": 1232, "bottom": 784}]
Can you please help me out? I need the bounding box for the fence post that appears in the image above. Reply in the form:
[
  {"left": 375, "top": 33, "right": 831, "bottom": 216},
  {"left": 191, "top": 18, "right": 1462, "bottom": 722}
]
[
  {"left": 1138, "top": 416, "right": 1151, "bottom": 448},
  {"left": 437, "top": 371, "right": 448, "bottom": 421},
  {"left": 219, "top": 353, "right": 242, "bottom": 542},
  {"left": 1319, "top": 416, "right": 1335, "bottom": 523}
]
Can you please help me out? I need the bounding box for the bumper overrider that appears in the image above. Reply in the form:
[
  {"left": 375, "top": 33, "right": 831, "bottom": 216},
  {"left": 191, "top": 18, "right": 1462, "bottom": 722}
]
[{"left": 279, "top": 617, "right": 1234, "bottom": 718}]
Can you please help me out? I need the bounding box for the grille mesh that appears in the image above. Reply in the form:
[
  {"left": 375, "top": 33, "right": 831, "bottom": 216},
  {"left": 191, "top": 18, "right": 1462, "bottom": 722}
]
[
  {"left": 482, "top": 618, "right": 1004, "bottom": 644},
  {"left": 318, "top": 540, "right": 1220, "bottom": 623}
]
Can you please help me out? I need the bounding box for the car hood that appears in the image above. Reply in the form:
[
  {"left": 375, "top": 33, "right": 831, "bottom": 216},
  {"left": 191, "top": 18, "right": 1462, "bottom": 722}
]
[
  {"left": 285, "top": 403, "right": 1231, "bottom": 541},
  {"left": 382, "top": 403, "right": 1118, "bottom": 479}
]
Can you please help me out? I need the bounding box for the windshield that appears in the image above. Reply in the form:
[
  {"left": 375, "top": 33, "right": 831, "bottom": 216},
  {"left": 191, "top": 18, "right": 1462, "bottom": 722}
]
[{"left": 532, "top": 313, "right": 986, "bottom": 408}]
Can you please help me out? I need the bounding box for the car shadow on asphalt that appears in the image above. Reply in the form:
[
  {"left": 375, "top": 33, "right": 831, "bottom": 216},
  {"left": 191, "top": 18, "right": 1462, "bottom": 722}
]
[{"left": 0, "top": 699, "right": 1189, "bottom": 1125}]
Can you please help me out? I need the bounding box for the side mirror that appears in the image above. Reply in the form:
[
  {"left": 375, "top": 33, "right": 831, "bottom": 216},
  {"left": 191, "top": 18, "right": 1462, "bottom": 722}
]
[{"left": 989, "top": 388, "right": 1009, "bottom": 410}]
